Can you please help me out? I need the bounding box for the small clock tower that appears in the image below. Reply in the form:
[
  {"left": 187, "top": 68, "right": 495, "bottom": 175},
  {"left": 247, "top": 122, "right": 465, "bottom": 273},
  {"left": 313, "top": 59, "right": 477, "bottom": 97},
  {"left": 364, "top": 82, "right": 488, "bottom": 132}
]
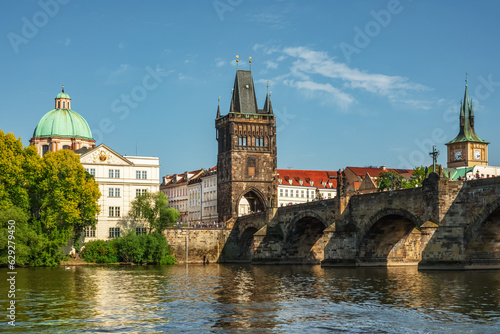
[{"left": 446, "top": 79, "right": 489, "bottom": 168}]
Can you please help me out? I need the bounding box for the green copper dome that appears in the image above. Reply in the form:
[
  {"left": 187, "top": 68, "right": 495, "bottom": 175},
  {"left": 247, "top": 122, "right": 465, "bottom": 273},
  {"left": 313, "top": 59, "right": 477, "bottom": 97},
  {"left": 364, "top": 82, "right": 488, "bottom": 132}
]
[
  {"left": 56, "top": 91, "right": 70, "bottom": 99},
  {"left": 33, "top": 109, "right": 93, "bottom": 140}
]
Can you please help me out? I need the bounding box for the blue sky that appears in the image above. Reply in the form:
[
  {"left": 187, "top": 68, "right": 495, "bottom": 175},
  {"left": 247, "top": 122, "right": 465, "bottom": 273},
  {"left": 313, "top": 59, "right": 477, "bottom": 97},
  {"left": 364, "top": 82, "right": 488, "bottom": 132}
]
[{"left": 2, "top": 0, "right": 500, "bottom": 178}]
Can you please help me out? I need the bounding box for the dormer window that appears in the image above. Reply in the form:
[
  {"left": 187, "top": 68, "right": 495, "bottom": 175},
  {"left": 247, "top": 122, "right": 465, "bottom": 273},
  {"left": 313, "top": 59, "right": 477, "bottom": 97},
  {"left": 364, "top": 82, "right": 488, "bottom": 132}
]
[
  {"left": 289, "top": 179, "right": 292, "bottom": 185},
  {"left": 278, "top": 178, "right": 282, "bottom": 184},
  {"left": 299, "top": 180, "right": 303, "bottom": 185},
  {"left": 310, "top": 181, "right": 314, "bottom": 186}
]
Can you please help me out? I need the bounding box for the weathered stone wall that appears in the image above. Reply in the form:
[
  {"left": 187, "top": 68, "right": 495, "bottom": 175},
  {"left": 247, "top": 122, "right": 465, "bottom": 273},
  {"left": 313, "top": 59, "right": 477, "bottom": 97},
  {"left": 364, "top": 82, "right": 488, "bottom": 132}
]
[{"left": 164, "top": 228, "right": 230, "bottom": 264}]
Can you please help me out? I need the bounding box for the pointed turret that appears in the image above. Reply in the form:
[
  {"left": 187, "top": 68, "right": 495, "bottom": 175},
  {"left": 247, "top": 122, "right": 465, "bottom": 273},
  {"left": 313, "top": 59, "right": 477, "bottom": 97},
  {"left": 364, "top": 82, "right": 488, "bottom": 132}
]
[
  {"left": 216, "top": 104, "right": 220, "bottom": 118},
  {"left": 229, "top": 70, "right": 258, "bottom": 114},
  {"left": 262, "top": 92, "right": 273, "bottom": 114},
  {"left": 447, "top": 81, "right": 487, "bottom": 145},
  {"left": 446, "top": 76, "right": 489, "bottom": 168}
]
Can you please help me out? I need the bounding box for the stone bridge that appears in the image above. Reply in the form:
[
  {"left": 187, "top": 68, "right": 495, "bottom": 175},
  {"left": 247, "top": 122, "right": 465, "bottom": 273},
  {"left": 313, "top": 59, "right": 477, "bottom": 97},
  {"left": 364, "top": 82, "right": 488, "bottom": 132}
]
[{"left": 219, "top": 174, "right": 500, "bottom": 269}]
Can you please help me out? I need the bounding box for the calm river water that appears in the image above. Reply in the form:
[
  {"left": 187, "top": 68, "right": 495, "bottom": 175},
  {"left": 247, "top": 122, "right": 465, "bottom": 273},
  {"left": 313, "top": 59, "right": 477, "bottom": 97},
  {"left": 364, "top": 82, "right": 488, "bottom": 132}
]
[{"left": 1, "top": 264, "right": 499, "bottom": 333}]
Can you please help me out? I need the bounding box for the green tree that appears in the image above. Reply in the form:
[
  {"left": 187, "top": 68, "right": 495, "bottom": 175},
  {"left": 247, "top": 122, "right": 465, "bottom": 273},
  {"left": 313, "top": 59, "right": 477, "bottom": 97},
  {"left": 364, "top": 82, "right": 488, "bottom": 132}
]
[
  {"left": 128, "top": 192, "right": 179, "bottom": 233},
  {"left": 408, "top": 166, "right": 426, "bottom": 187},
  {"left": 34, "top": 149, "right": 101, "bottom": 250},
  {"left": 377, "top": 171, "right": 404, "bottom": 191},
  {"left": 0, "top": 130, "right": 41, "bottom": 211}
]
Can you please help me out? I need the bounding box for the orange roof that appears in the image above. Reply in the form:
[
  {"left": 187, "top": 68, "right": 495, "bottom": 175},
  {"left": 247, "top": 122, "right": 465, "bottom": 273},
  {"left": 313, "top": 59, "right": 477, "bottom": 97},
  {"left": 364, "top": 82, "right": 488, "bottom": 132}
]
[{"left": 277, "top": 169, "right": 337, "bottom": 189}]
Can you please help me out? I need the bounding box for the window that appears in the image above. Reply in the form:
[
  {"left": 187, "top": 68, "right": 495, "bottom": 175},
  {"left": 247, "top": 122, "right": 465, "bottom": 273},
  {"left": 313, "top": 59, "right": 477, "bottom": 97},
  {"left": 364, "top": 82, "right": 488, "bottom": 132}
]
[
  {"left": 280, "top": 189, "right": 283, "bottom": 197},
  {"left": 58, "top": 101, "right": 61, "bottom": 108},
  {"left": 63, "top": 145, "right": 70, "bottom": 150},
  {"left": 109, "top": 227, "right": 120, "bottom": 238},
  {"left": 301, "top": 190, "right": 305, "bottom": 198},
  {"left": 285, "top": 189, "right": 288, "bottom": 197},
  {"left": 238, "top": 137, "right": 247, "bottom": 146},
  {"left": 85, "top": 168, "right": 96, "bottom": 176},
  {"left": 63, "top": 101, "right": 65, "bottom": 108},
  {"left": 109, "top": 206, "right": 121, "bottom": 217},
  {"left": 247, "top": 156, "right": 256, "bottom": 177},
  {"left": 256, "top": 138, "right": 264, "bottom": 147},
  {"left": 84, "top": 227, "right": 96, "bottom": 238},
  {"left": 136, "top": 189, "right": 147, "bottom": 197},
  {"left": 136, "top": 171, "right": 148, "bottom": 179},
  {"left": 136, "top": 227, "right": 147, "bottom": 235},
  {"left": 109, "top": 169, "right": 120, "bottom": 178},
  {"left": 109, "top": 188, "right": 121, "bottom": 197},
  {"left": 290, "top": 190, "right": 294, "bottom": 197},
  {"left": 42, "top": 145, "right": 50, "bottom": 156}
]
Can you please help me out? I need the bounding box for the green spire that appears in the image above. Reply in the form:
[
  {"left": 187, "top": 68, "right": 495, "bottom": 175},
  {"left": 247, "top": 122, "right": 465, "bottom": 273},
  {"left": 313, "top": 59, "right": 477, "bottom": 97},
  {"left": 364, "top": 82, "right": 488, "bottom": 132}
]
[{"left": 447, "top": 77, "right": 488, "bottom": 145}]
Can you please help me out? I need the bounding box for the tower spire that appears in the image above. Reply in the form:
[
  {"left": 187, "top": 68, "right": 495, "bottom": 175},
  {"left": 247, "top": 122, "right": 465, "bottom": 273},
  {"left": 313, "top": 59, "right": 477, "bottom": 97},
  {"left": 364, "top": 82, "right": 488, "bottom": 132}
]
[{"left": 216, "top": 96, "right": 221, "bottom": 118}]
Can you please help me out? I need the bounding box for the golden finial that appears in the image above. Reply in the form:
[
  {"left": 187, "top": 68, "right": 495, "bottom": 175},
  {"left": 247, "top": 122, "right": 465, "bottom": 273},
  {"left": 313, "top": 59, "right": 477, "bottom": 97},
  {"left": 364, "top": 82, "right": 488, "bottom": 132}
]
[
  {"left": 249, "top": 56, "right": 252, "bottom": 70},
  {"left": 236, "top": 55, "right": 239, "bottom": 69},
  {"left": 62, "top": 84, "right": 65, "bottom": 93}
]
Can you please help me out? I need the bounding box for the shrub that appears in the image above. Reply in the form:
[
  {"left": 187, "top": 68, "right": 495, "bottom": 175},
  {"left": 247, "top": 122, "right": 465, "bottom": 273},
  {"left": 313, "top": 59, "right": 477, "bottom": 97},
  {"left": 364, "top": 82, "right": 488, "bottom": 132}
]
[
  {"left": 81, "top": 232, "right": 176, "bottom": 265},
  {"left": 81, "top": 239, "right": 118, "bottom": 263}
]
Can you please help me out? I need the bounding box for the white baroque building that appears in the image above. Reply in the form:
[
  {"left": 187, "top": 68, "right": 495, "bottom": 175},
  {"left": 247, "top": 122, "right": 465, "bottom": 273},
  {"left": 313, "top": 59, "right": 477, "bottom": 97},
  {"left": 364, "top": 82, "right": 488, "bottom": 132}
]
[
  {"left": 80, "top": 144, "right": 160, "bottom": 240},
  {"left": 30, "top": 88, "right": 160, "bottom": 242}
]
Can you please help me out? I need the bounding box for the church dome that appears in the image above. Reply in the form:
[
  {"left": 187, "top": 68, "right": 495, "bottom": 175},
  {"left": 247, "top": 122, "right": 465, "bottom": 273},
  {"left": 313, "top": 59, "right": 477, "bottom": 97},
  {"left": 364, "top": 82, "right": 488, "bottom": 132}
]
[
  {"left": 33, "top": 88, "right": 93, "bottom": 140},
  {"left": 33, "top": 109, "right": 93, "bottom": 140},
  {"left": 56, "top": 91, "right": 70, "bottom": 99}
]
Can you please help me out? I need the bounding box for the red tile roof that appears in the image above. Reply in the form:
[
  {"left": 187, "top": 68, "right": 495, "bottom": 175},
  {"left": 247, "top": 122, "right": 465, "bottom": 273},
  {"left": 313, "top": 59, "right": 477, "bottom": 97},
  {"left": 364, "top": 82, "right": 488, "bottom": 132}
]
[{"left": 277, "top": 169, "right": 338, "bottom": 189}]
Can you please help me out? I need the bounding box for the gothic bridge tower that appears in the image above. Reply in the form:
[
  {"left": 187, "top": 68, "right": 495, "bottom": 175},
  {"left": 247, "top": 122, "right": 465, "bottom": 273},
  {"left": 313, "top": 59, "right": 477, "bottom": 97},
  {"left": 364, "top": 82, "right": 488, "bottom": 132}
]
[
  {"left": 216, "top": 69, "right": 277, "bottom": 222},
  {"left": 446, "top": 79, "right": 489, "bottom": 168}
]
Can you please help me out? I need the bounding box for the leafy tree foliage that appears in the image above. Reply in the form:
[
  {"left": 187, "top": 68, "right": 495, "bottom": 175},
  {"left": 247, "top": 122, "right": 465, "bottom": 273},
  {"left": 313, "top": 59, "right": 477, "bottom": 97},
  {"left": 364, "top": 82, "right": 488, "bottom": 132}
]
[
  {"left": 0, "top": 130, "right": 101, "bottom": 266},
  {"left": 408, "top": 166, "right": 426, "bottom": 187},
  {"left": 377, "top": 171, "right": 404, "bottom": 191},
  {"left": 34, "top": 149, "right": 101, "bottom": 248},
  {"left": 128, "top": 192, "right": 179, "bottom": 233},
  {"left": 81, "top": 232, "right": 176, "bottom": 265},
  {"left": 80, "top": 239, "right": 118, "bottom": 263}
]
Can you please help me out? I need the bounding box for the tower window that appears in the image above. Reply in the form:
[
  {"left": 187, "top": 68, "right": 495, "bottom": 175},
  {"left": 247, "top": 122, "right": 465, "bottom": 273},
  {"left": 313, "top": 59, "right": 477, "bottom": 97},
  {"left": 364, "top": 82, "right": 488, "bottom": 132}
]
[
  {"left": 58, "top": 101, "right": 61, "bottom": 108},
  {"left": 256, "top": 138, "right": 264, "bottom": 147},
  {"left": 247, "top": 156, "right": 256, "bottom": 177},
  {"left": 239, "top": 137, "right": 247, "bottom": 146},
  {"left": 63, "top": 101, "right": 65, "bottom": 108}
]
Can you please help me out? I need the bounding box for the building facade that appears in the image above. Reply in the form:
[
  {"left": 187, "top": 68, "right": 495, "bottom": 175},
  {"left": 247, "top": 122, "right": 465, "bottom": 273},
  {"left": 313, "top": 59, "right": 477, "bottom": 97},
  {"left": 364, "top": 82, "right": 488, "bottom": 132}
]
[
  {"left": 160, "top": 169, "right": 205, "bottom": 223},
  {"left": 79, "top": 144, "right": 160, "bottom": 240},
  {"left": 276, "top": 169, "right": 337, "bottom": 206},
  {"left": 216, "top": 69, "right": 278, "bottom": 221}
]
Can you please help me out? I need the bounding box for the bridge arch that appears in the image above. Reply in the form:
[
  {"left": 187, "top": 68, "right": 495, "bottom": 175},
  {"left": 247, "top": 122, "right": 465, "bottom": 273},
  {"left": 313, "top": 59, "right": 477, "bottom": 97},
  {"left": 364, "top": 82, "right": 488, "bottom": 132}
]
[
  {"left": 236, "top": 187, "right": 267, "bottom": 216},
  {"left": 465, "top": 198, "right": 500, "bottom": 266},
  {"left": 281, "top": 210, "right": 328, "bottom": 264},
  {"left": 358, "top": 208, "right": 426, "bottom": 266}
]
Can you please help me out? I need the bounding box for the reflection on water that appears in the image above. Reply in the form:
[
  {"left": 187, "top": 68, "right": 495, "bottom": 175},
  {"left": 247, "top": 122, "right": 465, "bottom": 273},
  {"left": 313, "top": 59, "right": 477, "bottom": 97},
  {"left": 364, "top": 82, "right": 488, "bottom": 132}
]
[{"left": 1, "top": 265, "right": 499, "bottom": 333}]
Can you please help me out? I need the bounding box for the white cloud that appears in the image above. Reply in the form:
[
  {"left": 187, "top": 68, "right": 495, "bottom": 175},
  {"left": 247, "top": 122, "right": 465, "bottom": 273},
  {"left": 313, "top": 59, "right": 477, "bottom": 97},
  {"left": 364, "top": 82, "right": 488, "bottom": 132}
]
[
  {"left": 265, "top": 60, "right": 278, "bottom": 69},
  {"left": 283, "top": 79, "right": 355, "bottom": 110},
  {"left": 215, "top": 58, "right": 226, "bottom": 67},
  {"left": 105, "top": 64, "right": 130, "bottom": 85},
  {"left": 283, "top": 47, "right": 429, "bottom": 96}
]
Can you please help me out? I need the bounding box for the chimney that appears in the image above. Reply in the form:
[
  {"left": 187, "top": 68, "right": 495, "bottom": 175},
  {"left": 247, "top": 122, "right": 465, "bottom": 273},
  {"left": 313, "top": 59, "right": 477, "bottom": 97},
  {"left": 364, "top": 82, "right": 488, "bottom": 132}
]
[{"left": 381, "top": 165, "right": 386, "bottom": 170}]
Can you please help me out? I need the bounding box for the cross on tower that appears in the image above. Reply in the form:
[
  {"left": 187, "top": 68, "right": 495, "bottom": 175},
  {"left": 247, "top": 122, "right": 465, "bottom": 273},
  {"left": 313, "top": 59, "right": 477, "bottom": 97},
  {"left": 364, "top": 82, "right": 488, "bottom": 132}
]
[{"left": 429, "top": 145, "right": 440, "bottom": 173}]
